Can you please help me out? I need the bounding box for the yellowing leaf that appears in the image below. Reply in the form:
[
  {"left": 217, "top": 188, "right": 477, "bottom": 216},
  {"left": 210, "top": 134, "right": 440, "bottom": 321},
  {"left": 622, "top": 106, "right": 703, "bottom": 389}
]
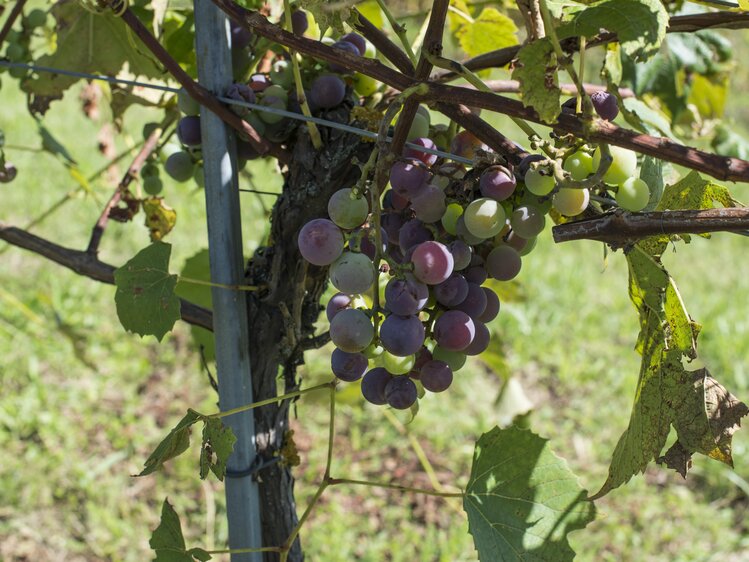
[
  {"left": 688, "top": 73, "right": 727, "bottom": 120},
  {"left": 456, "top": 7, "right": 518, "bottom": 58},
  {"left": 143, "top": 197, "right": 177, "bottom": 242},
  {"left": 511, "top": 38, "right": 560, "bottom": 124}
]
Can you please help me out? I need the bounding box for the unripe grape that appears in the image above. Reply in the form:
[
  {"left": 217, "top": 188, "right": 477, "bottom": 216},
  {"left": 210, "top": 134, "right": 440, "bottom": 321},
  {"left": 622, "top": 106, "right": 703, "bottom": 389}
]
[
  {"left": 553, "top": 188, "right": 590, "bottom": 216},
  {"left": 593, "top": 145, "right": 637, "bottom": 185},
  {"left": 616, "top": 177, "right": 650, "bottom": 211},
  {"left": 524, "top": 168, "right": 555, "bottom": 196}
]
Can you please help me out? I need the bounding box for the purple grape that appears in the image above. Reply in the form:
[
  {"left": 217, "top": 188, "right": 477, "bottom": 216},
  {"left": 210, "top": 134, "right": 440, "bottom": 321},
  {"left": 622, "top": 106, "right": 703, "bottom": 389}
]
[
  {"left": 419, "top": 360, "right": 453, "bottom": 392},
  {"left": 331, "top": 349, "right": 367, "bottom": 382},
  {"left": 0, "top": 162, "right": 17, "bottom": 183},
  {"left": 298, "top": 218, "right": 344, "bottom": 266},
  {"left": 480, "top": 165, "right": 516, "bottom": 201},
  {"left": 504, "top": 231, "right": 530, "bottom": 253},
  {"left": 310, "top": 75, "right": 346, "bottom": 109},
  {"left": 327, "top": 293, "right": 352, "bottom": 321},
  {"left": 329, "top": 308, "right": 374, "bottom": 352},
  {"left": 591, "top": 90, "right": 619, "bottom": 121},
  {"left": 411, "top": 184, "right": 446, "bottom": 223},
  {"left": 464, "top": 321, "right": 490, "bottom": 356},
  {"left": 329, "top": 41, "right": 360, "bottom": 73},
  {"left": 433, "top": 310, "right": 475, "bottom": 351},
  {"left": 434, "top": 273, "right": 469, "bottom": 307},
  {"left": 411, "top": 347, "right": 433, "bottom": 376},
  {"left": 404, "top": 137, "right": 438, "bottom": 167},
  {"left": 463, "top": 265, "right": 488, "bottom": 285},
  {"left": 385, "top": 376, "right": 418, "bottom": 409},
  {"left": 381, "top": 212, "right": 405, "bottom": 246},
  {"left": 516, "top": 153, "right": 546, "bottom": 181},
  {"left": 453, "top": 282, "right": 487, "bottom": 319},
  {"left": 389, "top": 159, "right": 430, "bottom": 199},
  {"left": 362, "top": 368, "right": 393, "bottom": 405},
  {"left": 379, "top": 314, "right": 426, "bottom": 357},
  {"left": 398, "top": 219, "right": 432, "bottom": 251},
  {"left": 230, "top": 21, "right": 252, "bottom": 50},
  {"left": 165, "top": 151, "right": 195, "bottom": 182},
  {"left": 341, "top": 32, "right": 366, "bottom": 55},
  {"left": 291, "top": 10, "right": 308, "bottom": 36},
  {"left": 411, "top": 241, "right": 454, "bottom": 285},
  {"left": 250, "top": 74, "right": 271, "bottom": 92},
  {"left": 448, "top": 240, "right": 472, "bottom": 271},
  {"left": 226, "top": 83, "right": 256, "bottom": 105},
  {"left": 358, "top": 227, "right": 387, "bottom": 260},
  {"left": 478, "top": 288, "right": 500, "bottom": 323},
  {"left": 177, "top": 116, "right": 202, "bottom": 147},
  {"left": 486, "top": 245, "right": 522, "bottom": 281},
  {"left": 384, "top": 276, "right": 429, "bottom": 316}
]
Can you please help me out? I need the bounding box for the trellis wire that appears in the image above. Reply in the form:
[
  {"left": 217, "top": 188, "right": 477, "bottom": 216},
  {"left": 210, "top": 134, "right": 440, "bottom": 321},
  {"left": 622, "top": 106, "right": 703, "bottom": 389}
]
[{"left": 0, "top": 60, "right": 473, "bottom": 164}]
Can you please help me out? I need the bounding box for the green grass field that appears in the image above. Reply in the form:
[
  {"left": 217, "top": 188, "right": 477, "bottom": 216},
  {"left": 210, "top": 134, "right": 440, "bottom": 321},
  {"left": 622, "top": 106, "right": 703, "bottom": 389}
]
[{"left": 2, "top": 48, "right": 749, "bottom": 562}]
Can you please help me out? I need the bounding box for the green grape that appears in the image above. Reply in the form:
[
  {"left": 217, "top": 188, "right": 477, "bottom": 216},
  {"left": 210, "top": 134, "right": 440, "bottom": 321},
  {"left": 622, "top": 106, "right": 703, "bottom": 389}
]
[
  {"left": 143, "top": 175, "right": 163, "bottom": 195},
  {"left": 263, "top": 84, "right": 289, "bottom": 101},
  {"left": 363, "top": 342, "right": 384, "bottom": 360},
  {"left": 25, "top": 9, "right": 47, "bottom": 28},
  {"left": 383, "top": 351, "right": 416, "bottom": 375},
  {"left": 519, "top": 236, "right": 537, "bottom": 256},
  {"left": 193, "top": 165, "right": 205, "bottom": 188},
  {"left": 141, "top": 162, "right": 160, "bottom": 179},
  {"left": 563, "top": 150, "right": 593, "bottom": 181},
  {"left": 432, "top": 346, "right": 466, "bottom": 371},
  {"left": 353, "top": 72, "right": 378, "bottom": 97},
  {"left": 441, "top": 203, "right": 463, "bottom": 235},
  {"left": 6, "top": 43, "right": 26, "bottom": 63},
  {"left": 404, "top": 109, "right": 429, "bottom": 141},
  {"left": 616, "top": 177, "right": 650, "bottom": 211},
  {"left": 463, "top": 198, "right": 506, "bottom": 239},
  {"left": 552, "top": 188, "right": 590, "bottom": 216},
  {"left": 524, "top": 168, "right": 555, "bottom": 196},
  {"left": 269, "top": 60, "right": 294, "bottom": 89},
  {"left": 9, "top": 66, "right": 27, "bottom": 79},
  {"left": 328, "top": 188, "right": 369, "bottom": 229},
  {"left": 593, "top": 145, "right": 637, "bottom": 185},
  {"left": 177, "top": 88, "right": 200, "bottom": 116}
]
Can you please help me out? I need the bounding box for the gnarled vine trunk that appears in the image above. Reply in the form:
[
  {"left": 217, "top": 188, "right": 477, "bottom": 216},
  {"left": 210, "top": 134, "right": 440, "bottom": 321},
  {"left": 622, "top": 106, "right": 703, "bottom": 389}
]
[{"left": 245, "top": 105, "right": 372, "bottom": 561}]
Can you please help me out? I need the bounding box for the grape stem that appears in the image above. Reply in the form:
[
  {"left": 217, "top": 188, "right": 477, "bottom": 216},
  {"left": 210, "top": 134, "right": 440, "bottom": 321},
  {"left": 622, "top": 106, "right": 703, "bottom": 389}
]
[
  {"left": 282, "top": 0, "right": 322, "bottom": 149},
  {"left": 375, "top": 0, "right": 418, "bottom": 66},
  {"left": 551, "top": 142, "right": 612, "bottom": 190},
  {"left": 177, "top": 275, "right": 263, "bottom": 292},
  {"left": 211, "top": 380, "right": 335, "bottom": 419}
]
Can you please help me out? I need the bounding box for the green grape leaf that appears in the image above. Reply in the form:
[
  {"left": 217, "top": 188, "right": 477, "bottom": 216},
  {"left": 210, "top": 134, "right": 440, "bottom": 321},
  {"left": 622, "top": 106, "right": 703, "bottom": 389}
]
[
  {"left": 355, "top": 0, "right": 384, "bottom": 30},
  {"left": 639, "top": 156, "right": 664, "bottom": 212},
  {"left": 143, "top": 197, "right": 178, "bottom": 242},
  {"left": 687, "top": 73, "right": 727, "bottom": 120},
  {"left": 558, "top": 0, "right": 667, "bottom": 61},
  {"left": 602, "top": 43, "right": 622, "bottom": 85},
  {"left": 23, "top": 2, "right": 162, "bottom": 98},
  {"left": 114, "top": 242, "right": 181, "bottom": 341},
  {"left": 300, "top": 0, "right": 353, "bottom": 35},
  {"left": 465, "top": 426, "right": 595, "bottom": 561},
  {"left": 199, "top": 417, "right": 237, "bottom": 481},
  {"left": 712, "top": 124, "right": 749, "bottom": 160},
  {"left": 175, "top": 249, "right": 214, "bottom": 361},
  {"left": 447, "top": 0, "right": 472, "bottom": 33},
  {"left": 455, "top": 7, "right": 518, "bottom": 58},
  {"left": 138, "top": 410, "right": 203, "bottom": 477},
  {"left": 150, "top": 499, "right": 213, "bottom": 561},
  {"left": 621, "top": 98, "right": 674, "bottom": 138},
  {"left": 511, "top": 38, "right": 560, "bottom": 124}
]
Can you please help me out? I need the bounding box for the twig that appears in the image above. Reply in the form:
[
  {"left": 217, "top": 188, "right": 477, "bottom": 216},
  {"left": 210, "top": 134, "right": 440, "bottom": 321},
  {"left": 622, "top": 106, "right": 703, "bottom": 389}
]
[
  {"left": 87, "top": 118, "right": 173, "bottom": 255},
  {"left": 483, "top": 80, "right": 634, "bottom": 98},
  {"left": 389, "top": 0, "right": 449, "bottom": 156},
  {"left": 0, "top": 221, "right": 213, "bottom": 330},
  {"left": 116, "top": 7, "right": 290, "bottom": 164},
  {"left": 375, "top": 0, "right": 417, "bottom": 65},
  {"left": 210, "top": 0, "right": 749, "bottom": 182},
  {"left": 298, "top": 331, "right": 330, "bottom": 352},
  {"left": 326, "top": 477, "right": 464, "bottom": 498},
  {"left": 552, "top": 207, "right": 749, "bottom": 244},
  {"left": 0, "top": 0, "right": 27, "bottom": 48}
]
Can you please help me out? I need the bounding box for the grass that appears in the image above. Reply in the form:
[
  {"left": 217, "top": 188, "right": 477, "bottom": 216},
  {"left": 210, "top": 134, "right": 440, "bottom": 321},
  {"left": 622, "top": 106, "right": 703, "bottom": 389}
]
[{"left": 1, "top": 38, "right": 749, "bottom": 562}]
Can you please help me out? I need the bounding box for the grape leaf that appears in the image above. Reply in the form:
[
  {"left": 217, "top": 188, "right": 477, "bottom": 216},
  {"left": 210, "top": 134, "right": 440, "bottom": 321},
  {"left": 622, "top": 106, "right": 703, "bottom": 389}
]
[
  {"left": 300, "top": 0, "right": 353, "bottom": 35},
  {"left": 511, "top": 38, "right": 560, "bottom": 124},
  {"left": 621, "top": 98, "right": 674, "bottom": 138},
  {"left": 143, "top": 197, "right": 178, "bottom": 242},
  {"left": 150, "top": 499, "right": 213, "bottom": 561},
  {"left": 557, "top": 0, "right": 667, "bottom": 61},
  {"left": 138, "top": 410, "right": 203, "bottom": 477},
  {"left": 114, "top": 242, "right": 181, "bottom": 341},
  {"left": 464, "top": 426, "right": 595, "bottom": 561},
  {"left": 455, "top": 7, "right": 518, "bottom": 58},
  {"left": 23, "top": 2, "right": 162, "bottom": 98},
  {"left": 175, "top": 249, "right": 214, "bottom": 361},
  {"left": 200, "top": 417, "right": 237, "bottom": 481},
  {"left": 639, "top": 156, "right": 663, "bottom": 212},
  {"left": 712, "top": 124, "right": 749, "bottom": 160}
]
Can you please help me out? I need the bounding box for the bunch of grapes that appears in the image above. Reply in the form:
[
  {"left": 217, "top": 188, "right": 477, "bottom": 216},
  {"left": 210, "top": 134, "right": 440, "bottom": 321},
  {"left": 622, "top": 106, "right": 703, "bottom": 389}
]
[
  {"left": 154, "top": 10, "right": 377, "bottom": 194},
  {"left": 1, "top": 8, "right": 48, "bottom": 81}
]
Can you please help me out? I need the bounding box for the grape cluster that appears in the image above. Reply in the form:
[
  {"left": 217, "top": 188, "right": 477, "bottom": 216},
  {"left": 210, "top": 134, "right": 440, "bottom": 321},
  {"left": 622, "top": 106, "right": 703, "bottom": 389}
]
[
  {"left": 151, "top": 10, "right": 376, "bottom": 195},
  {"left": 1, "top": 8, "right": 48, "bottom": 81}
]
